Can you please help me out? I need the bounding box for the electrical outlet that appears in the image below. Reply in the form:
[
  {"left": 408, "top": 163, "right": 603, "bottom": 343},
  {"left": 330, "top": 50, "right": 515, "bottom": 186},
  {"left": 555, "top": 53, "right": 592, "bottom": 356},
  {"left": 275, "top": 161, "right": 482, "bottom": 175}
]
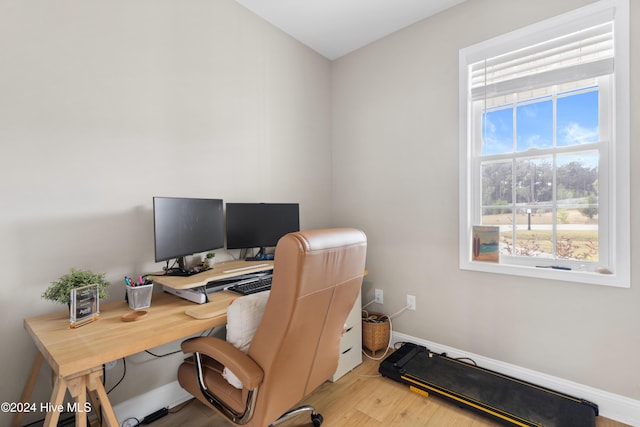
[
  {"left": 374, "top": 289, "right": 384, "bottom": 304},
  {"left": 407, "top": 295, "right": 416, "bottom": 311},
  {"left": 105, "top": 360, "right": 117, "bottom": 370}
]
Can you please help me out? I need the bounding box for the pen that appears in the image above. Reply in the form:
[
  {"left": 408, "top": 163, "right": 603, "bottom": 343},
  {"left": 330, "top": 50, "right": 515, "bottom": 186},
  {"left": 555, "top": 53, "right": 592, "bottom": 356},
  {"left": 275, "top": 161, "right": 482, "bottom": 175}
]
[{"left": 536, "top": 265, "right": 571, "bottom": 270}]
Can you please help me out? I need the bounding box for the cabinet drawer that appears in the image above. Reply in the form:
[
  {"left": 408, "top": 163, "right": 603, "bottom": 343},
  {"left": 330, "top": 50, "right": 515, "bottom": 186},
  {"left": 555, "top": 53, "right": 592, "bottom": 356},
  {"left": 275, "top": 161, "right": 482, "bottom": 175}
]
[
  {"left": 330, "top": 291, "right": 362, "bottom": 382},
  {"left": 331, "top": 342, "right": 362, "bottom": 381},
  {"left": 339, "top": 323, "right": 360, "bottom": 352}
]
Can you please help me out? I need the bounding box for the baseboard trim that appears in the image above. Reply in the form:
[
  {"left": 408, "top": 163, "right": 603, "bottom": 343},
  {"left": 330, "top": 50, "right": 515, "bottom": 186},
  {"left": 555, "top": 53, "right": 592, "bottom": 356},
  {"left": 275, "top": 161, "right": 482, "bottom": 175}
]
[
  {"left": 391, "top": 331, "right": 640, "bottom": 426},
  {"left": 112, "top": 381, "right": 192, "bottom": 424}
]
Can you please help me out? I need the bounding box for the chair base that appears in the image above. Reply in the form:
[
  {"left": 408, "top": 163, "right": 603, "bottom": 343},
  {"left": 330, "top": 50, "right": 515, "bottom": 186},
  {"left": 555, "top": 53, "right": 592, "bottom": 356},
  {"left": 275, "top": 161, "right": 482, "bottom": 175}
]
[{"left": 269, "top": 405, "right": 323, "bottom": 427}]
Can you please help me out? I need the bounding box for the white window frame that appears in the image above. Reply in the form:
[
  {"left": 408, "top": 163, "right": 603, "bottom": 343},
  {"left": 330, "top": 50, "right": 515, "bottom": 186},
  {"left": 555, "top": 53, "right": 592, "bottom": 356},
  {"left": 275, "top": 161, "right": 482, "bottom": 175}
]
[{"left": 459, "top": 0, "right": 629, "bottom": 287}]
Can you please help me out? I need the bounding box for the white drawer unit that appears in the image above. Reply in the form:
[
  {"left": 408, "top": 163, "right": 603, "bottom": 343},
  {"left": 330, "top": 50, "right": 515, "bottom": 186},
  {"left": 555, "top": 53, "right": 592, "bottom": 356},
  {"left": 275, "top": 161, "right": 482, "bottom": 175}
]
[{"left": 330, "top": 292, "right": 362, "bottom": 382}]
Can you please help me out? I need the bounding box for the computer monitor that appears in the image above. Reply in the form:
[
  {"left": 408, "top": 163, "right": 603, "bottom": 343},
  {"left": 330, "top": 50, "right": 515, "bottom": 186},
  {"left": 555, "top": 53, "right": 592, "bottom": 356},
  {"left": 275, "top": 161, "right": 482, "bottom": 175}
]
[
  {"left": 225, "top": 203, "right": 300, "bottom": 259},
  {"left": 153, "top": 197, "right": 224, "bottom": 270}
]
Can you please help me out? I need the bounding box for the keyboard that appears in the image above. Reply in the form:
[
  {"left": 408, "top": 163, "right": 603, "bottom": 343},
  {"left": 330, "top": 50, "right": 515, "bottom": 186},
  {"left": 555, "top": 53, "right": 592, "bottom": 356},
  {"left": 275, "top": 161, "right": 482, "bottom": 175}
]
[{"left": 226, "top": 274, "right": 273, "bottom": 295}]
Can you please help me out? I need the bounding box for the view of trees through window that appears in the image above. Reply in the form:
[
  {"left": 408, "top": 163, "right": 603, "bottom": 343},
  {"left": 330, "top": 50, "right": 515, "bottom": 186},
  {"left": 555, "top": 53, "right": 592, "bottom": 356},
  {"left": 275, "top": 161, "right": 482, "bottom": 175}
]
[{"left": 479, "top": 87, "right": 600, "bottom": 262}]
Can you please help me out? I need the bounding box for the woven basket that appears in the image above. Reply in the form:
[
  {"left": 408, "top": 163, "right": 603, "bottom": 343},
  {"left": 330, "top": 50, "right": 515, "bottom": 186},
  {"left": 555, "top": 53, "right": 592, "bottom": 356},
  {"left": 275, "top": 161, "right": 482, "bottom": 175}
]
[{"left": 362, "top": 313, "right": 390, "bottom": 356}]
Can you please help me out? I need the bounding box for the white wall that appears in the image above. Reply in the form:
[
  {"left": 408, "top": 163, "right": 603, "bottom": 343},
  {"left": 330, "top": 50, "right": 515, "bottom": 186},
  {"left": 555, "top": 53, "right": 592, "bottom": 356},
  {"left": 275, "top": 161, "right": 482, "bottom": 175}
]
[
  {"left": 0, "top": 0, "right": 332, "bottom": 424},
  {"left": 333, "top": 0, "right": 640, "bottom": 402}
]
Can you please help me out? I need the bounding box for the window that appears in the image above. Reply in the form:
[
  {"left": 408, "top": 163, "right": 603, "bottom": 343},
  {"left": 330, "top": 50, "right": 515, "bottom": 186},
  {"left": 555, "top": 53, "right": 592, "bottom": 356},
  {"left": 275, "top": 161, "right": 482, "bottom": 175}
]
[{"left": 459, "top": 0, "right": 629, "bottom": 287}]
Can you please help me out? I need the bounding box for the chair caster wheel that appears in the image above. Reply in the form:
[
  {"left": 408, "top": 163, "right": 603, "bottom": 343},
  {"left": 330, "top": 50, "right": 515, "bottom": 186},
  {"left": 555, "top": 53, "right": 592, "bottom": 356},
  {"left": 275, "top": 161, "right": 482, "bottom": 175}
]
[{"left": 311, "top": 412, "right": 323, "bottom": 426}]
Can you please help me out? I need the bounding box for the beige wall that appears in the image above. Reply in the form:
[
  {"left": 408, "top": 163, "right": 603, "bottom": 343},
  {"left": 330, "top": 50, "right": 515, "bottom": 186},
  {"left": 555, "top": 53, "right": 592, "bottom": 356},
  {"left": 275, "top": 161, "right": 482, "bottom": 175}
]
[
  {"left": 0, "top": 0, "right": 332, "bottom": 424},
  {"left": 3, "top": 0, "right": 639, "bottom": 424},
  {"left": 333, "top": 0, "right": 640, "bottom": 400}
]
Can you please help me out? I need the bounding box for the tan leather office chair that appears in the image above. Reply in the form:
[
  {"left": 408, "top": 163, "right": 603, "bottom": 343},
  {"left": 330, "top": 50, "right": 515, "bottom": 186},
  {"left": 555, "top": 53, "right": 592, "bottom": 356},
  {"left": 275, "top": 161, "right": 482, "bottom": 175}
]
[{"left": 178, "top": 228, "right": 367, "bottom": 427}]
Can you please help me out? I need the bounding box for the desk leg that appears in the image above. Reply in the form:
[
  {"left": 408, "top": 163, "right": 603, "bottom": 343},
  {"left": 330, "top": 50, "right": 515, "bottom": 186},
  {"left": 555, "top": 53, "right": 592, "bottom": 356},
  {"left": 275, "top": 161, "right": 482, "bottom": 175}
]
[
  {"left": 87, "top": 369, "right": 119, "bottom": 427},
  {"left": 11, "top": 351, "right": 44, "bottom": 427},
  {"left": 67, "top": 375, "right": 87, "bottom": 427},
  {"left": 43, "top": 376, "right": 66, "bottom": 427},
  {"left": 14, "top": 352, "right": 120, "bottom": 427},
  {"left": 86, "top": 377, "right": 102, "bottom": 427}
]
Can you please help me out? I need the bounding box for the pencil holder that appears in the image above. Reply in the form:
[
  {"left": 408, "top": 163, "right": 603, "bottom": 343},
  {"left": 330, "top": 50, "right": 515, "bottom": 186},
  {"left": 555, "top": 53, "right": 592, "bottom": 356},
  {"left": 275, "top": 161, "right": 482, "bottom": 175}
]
[
  {"left": 126, "top": 283, "right": 153, "bottom": 310},
  {"left": 362, "top": 312, "right": 390, "bottom": 356}
]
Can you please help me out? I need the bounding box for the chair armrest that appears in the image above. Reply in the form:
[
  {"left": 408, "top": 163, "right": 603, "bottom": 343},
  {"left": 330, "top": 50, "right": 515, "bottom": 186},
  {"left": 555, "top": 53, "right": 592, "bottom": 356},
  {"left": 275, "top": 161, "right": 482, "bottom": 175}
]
[{"left": 181, "top": 337, "right": 264, "bottom": 390}]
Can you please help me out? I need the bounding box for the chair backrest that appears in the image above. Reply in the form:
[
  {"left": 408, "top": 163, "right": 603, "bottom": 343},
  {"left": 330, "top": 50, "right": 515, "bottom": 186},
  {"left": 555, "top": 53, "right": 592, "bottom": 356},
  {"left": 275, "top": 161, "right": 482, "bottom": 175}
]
[{"left": 247, "top": 228, "right": 367, "bottom": 426}]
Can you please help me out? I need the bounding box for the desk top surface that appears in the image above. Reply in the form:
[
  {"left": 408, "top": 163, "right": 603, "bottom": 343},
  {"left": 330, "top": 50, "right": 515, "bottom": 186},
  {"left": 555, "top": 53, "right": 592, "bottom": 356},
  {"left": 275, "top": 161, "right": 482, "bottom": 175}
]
[
  {"left": 24, "top": 291, "right": 236, "bottom": 377},
  {"left": 150, "top": 259, "right": 274, "bottom": 289}
]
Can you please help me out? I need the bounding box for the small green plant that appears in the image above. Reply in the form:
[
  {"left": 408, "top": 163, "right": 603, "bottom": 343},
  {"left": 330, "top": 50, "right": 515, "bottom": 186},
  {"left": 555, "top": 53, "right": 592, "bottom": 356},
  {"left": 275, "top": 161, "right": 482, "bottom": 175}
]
[
  {"left": 203, "top": 252, "right": 216, "bottom": 269},
  {"left": 42, "top": 269, "right": 109, "bottom": 304}
]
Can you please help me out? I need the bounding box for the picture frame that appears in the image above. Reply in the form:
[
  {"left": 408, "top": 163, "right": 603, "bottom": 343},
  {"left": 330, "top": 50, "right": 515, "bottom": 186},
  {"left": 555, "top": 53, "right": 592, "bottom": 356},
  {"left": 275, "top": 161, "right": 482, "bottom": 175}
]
[
  {"left": 70, "top": 284, "right": 100, "bottom": 328},
  {"left": 472, "top": 225, "right": 500, "bottom": 263}
]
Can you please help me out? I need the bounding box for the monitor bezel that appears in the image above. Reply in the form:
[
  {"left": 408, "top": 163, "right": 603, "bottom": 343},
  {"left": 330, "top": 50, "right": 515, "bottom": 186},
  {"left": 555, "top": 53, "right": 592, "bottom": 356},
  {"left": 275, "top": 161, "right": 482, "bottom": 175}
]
[
  {"left": 153, "top": 196, "right": 225, "bottom": 264},
  {"left": 225, "top": 202, "right": 300, "bottom": 251}
]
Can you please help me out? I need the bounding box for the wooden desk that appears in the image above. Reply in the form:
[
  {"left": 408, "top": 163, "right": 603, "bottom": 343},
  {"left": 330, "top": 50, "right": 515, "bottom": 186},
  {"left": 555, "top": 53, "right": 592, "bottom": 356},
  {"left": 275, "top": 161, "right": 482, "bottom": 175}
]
[
  {"left": 14, "top": 291, "right": 237, "bottom": 427},
  {"left": 150, "top": 259, "right": 274, "bottom": 290}
]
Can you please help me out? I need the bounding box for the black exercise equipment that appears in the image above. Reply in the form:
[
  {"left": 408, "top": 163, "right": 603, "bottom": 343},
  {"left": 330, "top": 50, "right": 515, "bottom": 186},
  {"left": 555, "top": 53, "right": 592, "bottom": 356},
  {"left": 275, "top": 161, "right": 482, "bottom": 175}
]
[{"left": 379, "top": 343, "right": 598, "bottom": 427}]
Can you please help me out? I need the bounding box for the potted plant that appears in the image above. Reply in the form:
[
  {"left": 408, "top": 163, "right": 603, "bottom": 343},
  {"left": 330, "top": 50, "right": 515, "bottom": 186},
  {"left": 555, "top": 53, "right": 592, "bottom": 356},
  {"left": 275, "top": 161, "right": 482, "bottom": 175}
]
[
  {"left": 42, "top": 269, "right": 109, "bottom": 305},
  {"left": 204, "top": 252, "right": 216, "bottom": 269}
]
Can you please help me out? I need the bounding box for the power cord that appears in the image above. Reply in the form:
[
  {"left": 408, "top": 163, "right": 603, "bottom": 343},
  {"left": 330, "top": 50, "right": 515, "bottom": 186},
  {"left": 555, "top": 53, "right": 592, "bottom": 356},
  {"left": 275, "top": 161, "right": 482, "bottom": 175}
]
[
  {"left": 454, "top": 356, "right": 478, "bottom": 366},
  {"left": 361, "top": 304, "right": 411, "bottom": 362},
  {"left": 107, "top": 358, "right": 127, "bottom": 394},
  {"left": 121, "top": 416, "right": 141, "bottom": 427},
  {"left": 144, "top": 327, "right": 216, "bottom": 358},
  {"left": 387, "top": 304, "right": 411, "bottom": 320},
  {"left": 119, "top": 402, "right": 191, "bottom": 427},
  {"left": 361, "top": 298, "right": 376, "bottom": 310},
  {"left": 144, "top": 348, "right": 182, "bottom": 358}
]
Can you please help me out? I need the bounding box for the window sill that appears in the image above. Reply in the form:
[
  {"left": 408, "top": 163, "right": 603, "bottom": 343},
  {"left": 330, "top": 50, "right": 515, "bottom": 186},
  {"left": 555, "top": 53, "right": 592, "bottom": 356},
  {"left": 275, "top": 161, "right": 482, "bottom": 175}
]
[{"left": 460, "top": 260, "right": 629, "bottom": 288}]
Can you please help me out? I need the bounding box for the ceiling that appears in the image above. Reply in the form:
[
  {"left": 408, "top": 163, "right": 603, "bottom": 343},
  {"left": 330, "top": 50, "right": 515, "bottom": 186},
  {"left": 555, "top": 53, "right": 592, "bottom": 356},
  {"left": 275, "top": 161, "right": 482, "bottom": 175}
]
[{"left": 233, "top": 0, "right": 467, "bottom": 60}]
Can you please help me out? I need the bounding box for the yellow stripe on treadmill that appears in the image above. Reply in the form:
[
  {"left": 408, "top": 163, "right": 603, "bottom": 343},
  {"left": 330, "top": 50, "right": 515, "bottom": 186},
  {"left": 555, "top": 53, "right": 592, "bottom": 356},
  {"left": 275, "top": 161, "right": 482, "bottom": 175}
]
[
  {"left": 402, "top": 375, "right": 542, "bottom": 427},
  {"left": 409, "top": 385, "right": 429, "bottom": 397}
]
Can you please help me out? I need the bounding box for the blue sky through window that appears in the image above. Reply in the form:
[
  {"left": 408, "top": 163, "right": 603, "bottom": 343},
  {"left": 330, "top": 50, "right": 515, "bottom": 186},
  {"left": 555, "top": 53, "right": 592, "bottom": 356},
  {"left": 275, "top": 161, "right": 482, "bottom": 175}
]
[
  {"left": 517, "top": 99, "right": 552, "bottom": 151},
  {"left": 482, "top": 107, "right": 512, "bottom": 155},
  {"left": 482, "top": 89, "right": 599, "bottom": 156},
  {"left": 557, "top": 90, "right": 599, "bottom": 146}
]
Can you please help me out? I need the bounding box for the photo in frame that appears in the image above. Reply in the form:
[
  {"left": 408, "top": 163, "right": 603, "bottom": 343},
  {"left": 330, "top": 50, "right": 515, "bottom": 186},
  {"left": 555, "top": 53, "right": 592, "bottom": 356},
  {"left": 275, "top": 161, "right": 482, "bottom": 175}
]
[
  {"left": 70, "top": 284, "right": 100, "bottom": 328},
  {"left": 472, "top": 225, "right": 500, "bottom": 263}
]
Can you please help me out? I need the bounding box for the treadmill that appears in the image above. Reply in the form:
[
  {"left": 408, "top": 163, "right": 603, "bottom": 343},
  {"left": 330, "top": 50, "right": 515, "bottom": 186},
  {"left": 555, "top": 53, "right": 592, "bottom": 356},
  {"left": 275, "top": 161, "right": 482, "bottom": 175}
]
[{"left": 379, "top": 342, "right": 598, "bottom": 427}]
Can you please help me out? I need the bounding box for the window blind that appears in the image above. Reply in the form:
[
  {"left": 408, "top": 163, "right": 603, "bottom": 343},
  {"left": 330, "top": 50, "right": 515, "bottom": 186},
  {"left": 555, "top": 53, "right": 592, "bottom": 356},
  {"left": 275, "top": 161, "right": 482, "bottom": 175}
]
[{"left": 470, "top": 22, "right": 614, "bottom": 101}]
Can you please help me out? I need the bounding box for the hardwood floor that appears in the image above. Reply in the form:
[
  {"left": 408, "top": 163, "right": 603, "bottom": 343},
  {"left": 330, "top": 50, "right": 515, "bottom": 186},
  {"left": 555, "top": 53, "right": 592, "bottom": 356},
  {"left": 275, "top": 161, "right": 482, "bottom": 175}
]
[{"left": 152, "top": 350, "right": 630, "bottom": 427}]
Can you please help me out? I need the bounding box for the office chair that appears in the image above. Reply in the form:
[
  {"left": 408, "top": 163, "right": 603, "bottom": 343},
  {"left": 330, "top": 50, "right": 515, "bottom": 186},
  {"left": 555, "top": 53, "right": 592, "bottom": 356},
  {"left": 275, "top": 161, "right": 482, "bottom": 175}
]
[{"left": 178, "top": 228, "right": 367, "bottom": 427}]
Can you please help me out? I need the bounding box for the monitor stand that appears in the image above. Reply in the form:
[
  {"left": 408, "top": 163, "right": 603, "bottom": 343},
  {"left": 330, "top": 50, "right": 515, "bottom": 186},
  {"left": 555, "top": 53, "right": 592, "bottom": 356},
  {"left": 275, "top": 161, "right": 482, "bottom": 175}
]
[
  {"left": 164, "top": 257, "right": 202, "bottom": 276},
  {"left": 165, "top": 268, "right": 201, "bottom": 277},
  {"left": 245, "top": 247, "right": 274, "bottom": 261},
  {"left": 177, "top": 256, "right": 188, "bottom": 270}
]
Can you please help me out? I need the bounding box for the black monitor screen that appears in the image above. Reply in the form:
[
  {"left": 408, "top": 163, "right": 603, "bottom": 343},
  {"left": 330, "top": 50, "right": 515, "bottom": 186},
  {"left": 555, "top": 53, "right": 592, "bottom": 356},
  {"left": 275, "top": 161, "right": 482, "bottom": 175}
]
[
  {"left": 226, "top": 203, "right": 300, "bottom": 250},
  {"left": 153, "top": 197, "right": 224, "bottom": 263}
]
